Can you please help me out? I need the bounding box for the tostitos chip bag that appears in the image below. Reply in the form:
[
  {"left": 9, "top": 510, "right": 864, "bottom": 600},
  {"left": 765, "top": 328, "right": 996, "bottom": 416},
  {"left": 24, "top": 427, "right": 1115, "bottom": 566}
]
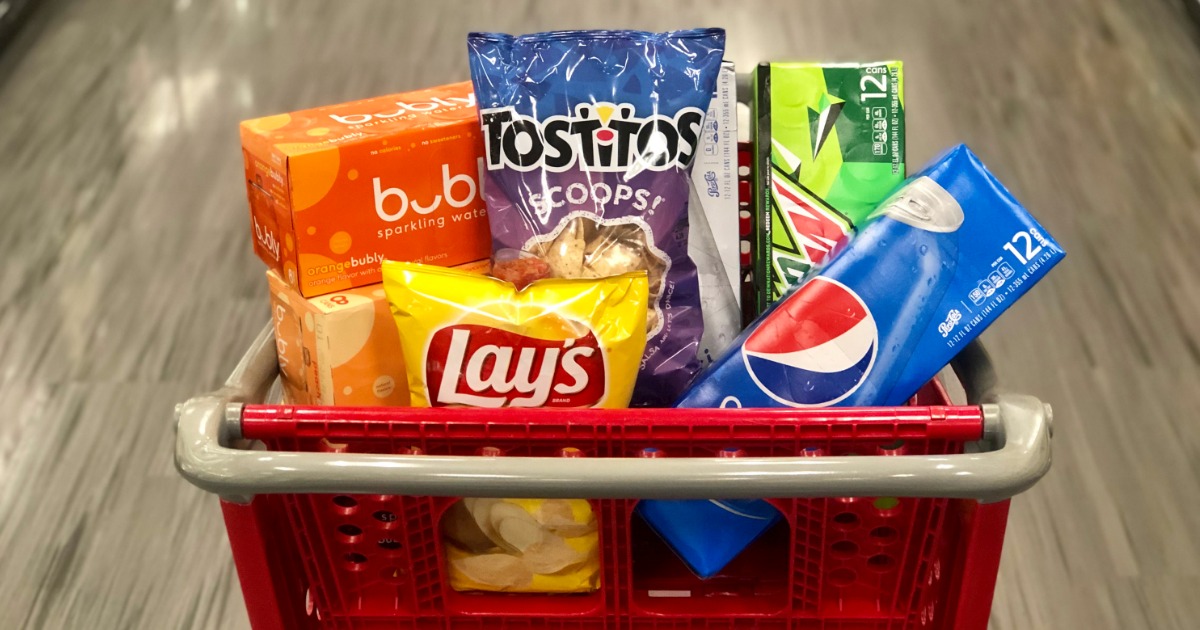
[
  {"left": 467, "top": 28, "right": 726, "bottom": 407},
  {"left": 380, "top": 260, "right": 647, "bottom": 408}
]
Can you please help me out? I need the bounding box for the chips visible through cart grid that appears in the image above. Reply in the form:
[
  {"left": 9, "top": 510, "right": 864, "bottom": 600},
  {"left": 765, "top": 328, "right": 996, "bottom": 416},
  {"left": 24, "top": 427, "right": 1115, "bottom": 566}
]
[{"left": 443, "top": 498, "right": 600, "bottom": 592}]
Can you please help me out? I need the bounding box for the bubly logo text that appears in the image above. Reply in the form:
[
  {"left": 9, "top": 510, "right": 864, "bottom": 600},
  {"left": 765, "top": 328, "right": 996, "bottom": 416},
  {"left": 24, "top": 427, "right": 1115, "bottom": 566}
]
[
  {"left": 427, "top": 324, "right": 606, "bottom": 408},
  {"left": 306, "top": 252, "right": 382, "bottom": 277},
  {"left": 373, "top": 160, "right": 482, "bottom": 222},
  {"left": 252, "top": 216, "right": 280, "bottom": 261},
  {"left": 481, "top": 102, "right": 704, "bottom": 173},
  {"left": 329, "top": 94, "right": 477, "bottom": 125}
]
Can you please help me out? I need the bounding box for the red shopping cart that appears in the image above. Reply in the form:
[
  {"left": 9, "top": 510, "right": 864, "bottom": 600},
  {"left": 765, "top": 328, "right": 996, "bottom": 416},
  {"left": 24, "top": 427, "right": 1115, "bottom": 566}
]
[{"left": 176, "top": 325, "right": 1051, "bottom": 630}]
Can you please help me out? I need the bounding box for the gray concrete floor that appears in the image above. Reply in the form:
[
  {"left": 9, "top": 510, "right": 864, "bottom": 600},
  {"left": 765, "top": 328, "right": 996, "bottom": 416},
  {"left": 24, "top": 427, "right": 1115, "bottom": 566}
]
[{"left": 2, "top": 0, "right": 1199, "bottom": 628}]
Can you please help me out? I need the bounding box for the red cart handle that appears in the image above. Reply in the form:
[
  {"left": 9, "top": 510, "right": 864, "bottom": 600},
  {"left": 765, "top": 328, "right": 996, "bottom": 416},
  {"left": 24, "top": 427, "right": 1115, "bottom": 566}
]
[{"left": 175, "top": 325, "right": 1051, "bottom": 503}]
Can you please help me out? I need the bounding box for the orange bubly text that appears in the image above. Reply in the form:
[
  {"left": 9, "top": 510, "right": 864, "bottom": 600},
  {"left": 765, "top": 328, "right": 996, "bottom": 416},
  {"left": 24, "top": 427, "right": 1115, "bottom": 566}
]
[{"left": 241, "top": 81, "right": 490, "bottom": 297}]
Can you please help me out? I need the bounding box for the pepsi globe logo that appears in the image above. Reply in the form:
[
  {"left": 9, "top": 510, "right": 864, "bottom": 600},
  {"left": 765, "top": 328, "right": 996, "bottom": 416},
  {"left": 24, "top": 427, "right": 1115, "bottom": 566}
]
[{"left": 743, "top": 277, "right": 877, "bottom": 407}]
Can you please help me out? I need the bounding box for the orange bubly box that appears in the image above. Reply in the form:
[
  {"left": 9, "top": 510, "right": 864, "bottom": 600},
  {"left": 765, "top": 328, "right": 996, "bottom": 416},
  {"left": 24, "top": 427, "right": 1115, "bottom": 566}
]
[{"left": 242, "top": 82, "right": 490, "bottom": 297}]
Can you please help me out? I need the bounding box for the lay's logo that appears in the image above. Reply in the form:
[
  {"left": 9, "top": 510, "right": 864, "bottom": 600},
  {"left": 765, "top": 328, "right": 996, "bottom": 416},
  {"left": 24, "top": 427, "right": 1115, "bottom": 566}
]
[
  {"left": 480, "top": 102, "right": 704, "bottom": 173},
  {"left": 426, "top": 324, "right": 606, "bottom": 407}
]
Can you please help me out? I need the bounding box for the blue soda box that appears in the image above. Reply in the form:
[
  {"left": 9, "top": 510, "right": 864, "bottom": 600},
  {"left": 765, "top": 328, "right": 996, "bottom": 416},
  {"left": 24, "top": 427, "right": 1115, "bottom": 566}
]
[{"left": 638, "top": 144, "right": 1066, "bottom": 578}]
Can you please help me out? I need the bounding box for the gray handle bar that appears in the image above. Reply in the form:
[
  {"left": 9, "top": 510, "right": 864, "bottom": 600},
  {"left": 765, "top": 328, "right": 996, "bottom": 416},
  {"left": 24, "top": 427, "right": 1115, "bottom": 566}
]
[{"left": 176, "top": 325, "right": 1052, "bottom": 503}]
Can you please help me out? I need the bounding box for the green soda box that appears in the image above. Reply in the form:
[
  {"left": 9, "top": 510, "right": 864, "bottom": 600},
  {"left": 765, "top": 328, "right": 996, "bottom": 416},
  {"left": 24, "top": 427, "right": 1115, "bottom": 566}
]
[{"left": 752, "top": 61, "right": 905, "bottom": 311}]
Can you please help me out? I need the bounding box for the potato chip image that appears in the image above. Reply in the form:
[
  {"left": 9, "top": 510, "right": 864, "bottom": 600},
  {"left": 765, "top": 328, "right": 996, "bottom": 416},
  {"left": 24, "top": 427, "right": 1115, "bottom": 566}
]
[
  {"left": 536, "top": 499, "right": 598, "bottom": 538},
  {"left": 489, "top": 502, "right": 544, "bottom": 553},
  {"left": 442, "top": 501, "right": 497, "bottom": 553},
  {"left": 443, "top": 498, "right": 601, "bottom": 593},
  {"left": 462, "top": 498, "right": 504, "bottom": 543},
  {"left": 521, "top": 534, "right": 586, "bottom": 575},
  {"left": 454, "top": 553, "right": 534, "bottom": 589}
]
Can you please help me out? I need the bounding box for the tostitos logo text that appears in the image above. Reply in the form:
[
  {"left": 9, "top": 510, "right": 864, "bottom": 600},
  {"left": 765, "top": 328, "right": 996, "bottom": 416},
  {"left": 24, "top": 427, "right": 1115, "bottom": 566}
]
[
  {"left": 742, "top": 277, "right": 877, "bottom": 407},
  {"left": 480, "top": 102, "right": 704, "bottom": 173}
]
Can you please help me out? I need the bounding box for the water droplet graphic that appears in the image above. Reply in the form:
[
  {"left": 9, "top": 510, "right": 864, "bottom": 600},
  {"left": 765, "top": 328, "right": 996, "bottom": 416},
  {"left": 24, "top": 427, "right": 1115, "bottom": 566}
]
[{"left": 919, "top": 244, "right": 929, "bottom": 255}]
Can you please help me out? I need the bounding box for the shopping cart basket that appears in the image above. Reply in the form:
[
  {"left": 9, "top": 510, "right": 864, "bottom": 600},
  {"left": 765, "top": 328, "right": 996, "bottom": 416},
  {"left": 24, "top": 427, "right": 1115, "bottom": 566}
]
[{"left": 176, "top": 325, "right": 1051, "bottom": 630}]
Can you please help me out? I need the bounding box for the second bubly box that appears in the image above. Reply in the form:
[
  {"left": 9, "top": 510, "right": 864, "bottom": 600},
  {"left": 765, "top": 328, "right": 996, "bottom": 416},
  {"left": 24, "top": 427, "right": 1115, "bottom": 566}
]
[
  {"left": 267, "top": 269, "right": 410, "bottom": 407},
  {"left": 242, "top": 82, "right": 491, "bottom": 297}
]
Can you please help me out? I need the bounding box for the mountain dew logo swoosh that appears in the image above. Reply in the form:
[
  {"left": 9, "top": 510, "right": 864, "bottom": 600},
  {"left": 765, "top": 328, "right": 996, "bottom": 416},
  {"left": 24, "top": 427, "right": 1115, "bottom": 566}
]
[
  {"left": 771, "top": 138, "right": 803, "bottom": 177},
  {"left": 809, "top": 93, "right": 844, "bottom": 159},
  {"left": 771, "top": 173, "right": 850, "bottom": 265},
  {"left": 769, "top": 92, "right": 845, "bottom": 178}
]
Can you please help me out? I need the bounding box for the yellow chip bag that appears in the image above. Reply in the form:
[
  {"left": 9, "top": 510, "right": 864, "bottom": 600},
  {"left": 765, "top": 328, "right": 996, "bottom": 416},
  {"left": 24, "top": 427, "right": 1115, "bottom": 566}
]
[
  {"left": 441, "top": 498, "right": 600, "bottom": 593},
  {"left": 382, "top": 261, "right": 640, "bottom": 593},
  {"left": 381, "top": 260, "right": 648, "bottom": 408}
]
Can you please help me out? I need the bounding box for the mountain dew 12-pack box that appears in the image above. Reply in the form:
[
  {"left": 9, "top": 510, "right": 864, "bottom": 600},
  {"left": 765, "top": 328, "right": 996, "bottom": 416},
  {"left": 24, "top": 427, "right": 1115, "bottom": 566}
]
[{"left": 752, "top": 61, "right": 905, "bottom": 312}]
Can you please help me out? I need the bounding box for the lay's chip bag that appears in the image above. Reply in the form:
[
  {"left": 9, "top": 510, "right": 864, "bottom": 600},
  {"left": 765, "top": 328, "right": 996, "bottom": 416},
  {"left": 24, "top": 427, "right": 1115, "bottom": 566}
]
[
  {"left": 381, "top": 260, "right": 647, "bottom": 593},
  {"left": 380, "top": 260, "right": 648, "bottom": 408}
]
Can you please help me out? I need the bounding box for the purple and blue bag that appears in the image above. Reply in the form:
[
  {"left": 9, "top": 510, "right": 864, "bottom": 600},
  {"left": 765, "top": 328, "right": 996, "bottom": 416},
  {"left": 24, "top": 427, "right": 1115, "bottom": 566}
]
[{"left": 467, "top": 29, "right": 726, "bottom": 407}]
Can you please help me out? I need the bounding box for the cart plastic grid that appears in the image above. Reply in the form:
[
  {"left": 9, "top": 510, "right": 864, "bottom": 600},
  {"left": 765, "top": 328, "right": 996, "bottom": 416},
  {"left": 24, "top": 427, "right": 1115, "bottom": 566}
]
[{"left": 176, "top": 325, "right": 1052, "bottom": 629}]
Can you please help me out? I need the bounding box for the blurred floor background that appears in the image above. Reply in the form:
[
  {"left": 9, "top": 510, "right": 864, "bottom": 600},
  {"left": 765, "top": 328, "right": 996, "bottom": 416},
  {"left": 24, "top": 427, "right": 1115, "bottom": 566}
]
[{"left": 2, "top": 0, "right": 1199, "bottom": 628}]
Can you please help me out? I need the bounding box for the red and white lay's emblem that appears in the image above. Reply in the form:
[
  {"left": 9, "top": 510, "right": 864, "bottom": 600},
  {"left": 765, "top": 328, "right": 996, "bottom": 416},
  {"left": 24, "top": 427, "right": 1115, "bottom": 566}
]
[{"left": 426, "top": 324, "right": 607, "bottom": 407}]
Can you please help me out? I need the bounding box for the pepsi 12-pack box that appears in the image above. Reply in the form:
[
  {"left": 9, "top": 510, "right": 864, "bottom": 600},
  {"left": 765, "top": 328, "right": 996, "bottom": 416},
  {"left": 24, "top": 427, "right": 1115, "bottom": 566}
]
[{"left": 639, "top": 144, "right": 1066, "bottom": 578}]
